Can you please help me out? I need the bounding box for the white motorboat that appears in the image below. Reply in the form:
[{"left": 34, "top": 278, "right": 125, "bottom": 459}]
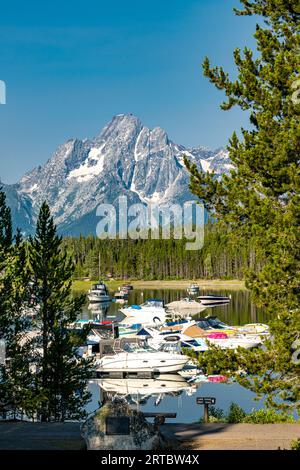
[
  {"left": 198, "top": 294, "right": 231, "bottom": 305},
  {"left": 146, "top": 327, "right": 193, "bottom": 350},
  {"left": 193, "top": 335, "right": 262, "bottom": 351},
  {"left": 120, "top": 299, "right": 166, "bottom": 325},
  {"left": 145, "top": 320, "right": 262, "bottom": 352},
  {"left": 88, "top": 281, "right": 111, "bottom": 303},
  {"left": 187, "top": 283, "right": 200, "bottom": 295},
  {"left": 165, "top": 298, "right": 206, "bottom": 316},
  {"left": 88, "top": 291, "right": 111, "bottom": 303},
  {"left": 237, "top": 323, "right": 269, "bottom": 334},
  {"left": 114, "top": 289, "right": 129, "bottom": 300},
  {"left": 121, "top": 284, "right": 134, "bottom": 291},
  {"left": 96, "top": 343, "right": 189, "bottom": 373}
]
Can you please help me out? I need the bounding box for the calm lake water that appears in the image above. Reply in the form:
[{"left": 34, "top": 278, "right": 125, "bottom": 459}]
[{"left": 80, "top": 287, "right": 268, "bottom": 422}]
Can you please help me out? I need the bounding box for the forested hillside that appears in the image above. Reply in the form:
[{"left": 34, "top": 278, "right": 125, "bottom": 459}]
[{"left": 63, "top": 224, "right": 263, "bottom": 280}]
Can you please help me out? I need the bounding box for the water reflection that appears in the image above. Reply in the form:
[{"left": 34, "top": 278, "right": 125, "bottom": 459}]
[
  {"left": 98, "top": 374, "right": 199, "bottom": 403},
  {"left": 86, "top": 378, "right": 263, "bottom": 422},
  {"left": 81, "top": 287, "right": 268, "bottom": 326},
  {"left": 90, "top": 374, "right": 198, "bottom": 408},
  {"left": 86, "top": 302, "right": 111, "bottom": 320}
]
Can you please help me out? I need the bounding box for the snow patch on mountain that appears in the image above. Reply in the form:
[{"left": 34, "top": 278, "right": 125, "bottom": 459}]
[
  {"left": 67, "top": 146, "right": 105, "bottom": 182},
  {"left": 198, "top": 148, "right": 233, "bottom": 174}
]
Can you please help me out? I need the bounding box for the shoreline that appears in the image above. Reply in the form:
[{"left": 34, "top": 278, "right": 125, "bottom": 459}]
[{"left": 72, "top": 279, "right": 246, "bottom": 291}]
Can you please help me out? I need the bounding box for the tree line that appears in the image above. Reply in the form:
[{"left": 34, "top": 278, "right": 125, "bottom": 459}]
[{"left": 63, "top": 223, "right": 265, "bottom": 281}]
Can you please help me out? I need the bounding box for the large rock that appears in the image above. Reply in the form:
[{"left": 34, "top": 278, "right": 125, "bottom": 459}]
[{"left": 81, "top": 399, "right": 165, "bottom": 451}]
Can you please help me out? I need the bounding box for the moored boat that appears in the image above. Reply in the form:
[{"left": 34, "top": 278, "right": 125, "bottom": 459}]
[
  {"left": 114, "top": 289, "right": 129, "bottom": 300},
  {"left": 95, "top": 342, "right": 189, "bottom": 373},
  {"left": 87, "top": 280, "right": 111, "bottom": 303},
  {"left": 187, "top": 283, "right": 200, "bottom": 295},
  {"left": 122, "top": 284, "right": 134, "bottom": 291},
  {"left": 120, "top": 299, "right": 166, "bottom": 326},
  {"left": 198, "top": 294, "right": 231, "bottom": 305}
]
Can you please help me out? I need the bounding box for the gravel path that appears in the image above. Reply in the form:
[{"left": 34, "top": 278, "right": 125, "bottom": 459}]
[{"left": 0, "top": 422, "right": 85, "bottom": 450}]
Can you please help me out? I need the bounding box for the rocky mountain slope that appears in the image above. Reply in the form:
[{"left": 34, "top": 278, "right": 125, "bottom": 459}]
[{"left": 2, "top": 114, "right": 232, "bottom": 235}]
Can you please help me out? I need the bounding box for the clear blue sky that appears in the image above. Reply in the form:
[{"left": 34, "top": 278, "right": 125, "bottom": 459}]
[{"left": 0, "top": 0, "right": 257, "bottom": 184}]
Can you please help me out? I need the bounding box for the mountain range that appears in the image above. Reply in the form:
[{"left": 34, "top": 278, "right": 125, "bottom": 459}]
[{"left": 2, "top": 114, "right": 232, "bottom": 236}]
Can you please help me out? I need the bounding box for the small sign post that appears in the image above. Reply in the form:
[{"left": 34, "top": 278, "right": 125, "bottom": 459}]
[{"left": 196, "top": 397, "right": 216, "bottom": 423}]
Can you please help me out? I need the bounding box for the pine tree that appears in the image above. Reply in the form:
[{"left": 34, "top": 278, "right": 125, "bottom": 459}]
[
  {"left": 0, "top": 232, "right": 45, "bottom": 419},
  {"left": 0, "top": 190, "right": 40, "bottom": 418},
  {"left": 0, "top": 188, "right": 12, "bottom": 339},
  {"left": 184, "top": 0, "right": 300, "bottom": 411},
  {"left": 0, "top": 187, "right": 12, "bottom": 264},
  {"left": 29, "top": 202, "right": 92, "bottom": 421},
  {"left": 0, "top": 188, "right": 13, "bottom": 339}
]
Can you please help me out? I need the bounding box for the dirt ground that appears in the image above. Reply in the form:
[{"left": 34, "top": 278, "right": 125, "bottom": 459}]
[
  {"left": 0, "top": 421, "right": 85, "bottom": 450},
  {"left": 1, "top": 421, "right": 299, "bottom": 451},
  {"left": 161, "top": 423, "right": 300, "bottom": 450}
]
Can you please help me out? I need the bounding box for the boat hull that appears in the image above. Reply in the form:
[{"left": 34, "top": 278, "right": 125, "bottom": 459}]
[
  {"left": 198, "top": 296, "right": 230, "bottom": 305},
  {"left": 88, "top": 294, "right": 111, "bottom": 303},
  {"left": 96, "top": 353, "right": 188, "bottom": 373}
]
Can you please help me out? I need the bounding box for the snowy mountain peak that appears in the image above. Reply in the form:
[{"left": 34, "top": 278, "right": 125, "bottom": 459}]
[{"left": 4, "top": 114, "right": 230, "bottom": 235}]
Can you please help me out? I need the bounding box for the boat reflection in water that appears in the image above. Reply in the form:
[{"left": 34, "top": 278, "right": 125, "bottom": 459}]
[
  {"left": 91, "top": 374, "right": 199, "bottom": 408},
  {"left": 88, "top": 302, "right": 111, "bottom": 320}
]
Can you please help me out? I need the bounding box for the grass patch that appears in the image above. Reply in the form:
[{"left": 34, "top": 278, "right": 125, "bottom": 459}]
[{"left": 72, "top": 279, "right": 246, "bottom": 292}]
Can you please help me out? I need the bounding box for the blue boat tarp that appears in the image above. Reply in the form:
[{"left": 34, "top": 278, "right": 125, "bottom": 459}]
[
  {"left": 166, "top": 319, "right": 188, "bottom": 327},
  {"left": 137, "top": 328, "right": 152, "bottom": 338}
]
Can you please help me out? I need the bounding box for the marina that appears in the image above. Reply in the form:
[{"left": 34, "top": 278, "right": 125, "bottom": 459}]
[{"left": 73, "top": 285, "right": 271, "bottom": 422}]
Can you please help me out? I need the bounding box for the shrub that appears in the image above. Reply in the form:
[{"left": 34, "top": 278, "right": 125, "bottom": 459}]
[
  {"left": 198, "top": 403, "right": 297, "bottom": 425},
  {"left": 209, "top": 406, "right": 226, "bottom": 421},
  {"left": 227, "top": 403, "right": 247, "bottom": 423},
  {"left": 200, "top": 406, "right": 226, "bottom": 423},
  {"left": 291, "top": 438, "right": 300, "bottom": 450},
  {"left": 243, "top": 409, "right": 295, "bottom": 424}
]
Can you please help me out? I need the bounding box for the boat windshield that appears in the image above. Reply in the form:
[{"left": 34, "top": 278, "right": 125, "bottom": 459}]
[
  {"left": 206, "top": 317, "right": 227, "bottom": 328},
  {"left": 197, "top": 320, "right": 212, "bottom": 330},
  {"left": 158, "top": 342, "right": 181, "bottom": 353},
  {"left": 123, "top": 343, "right": 156, "bottom": 353},
  {"left": 142, "top": 300, "right": 164, "bottom": 308},
  {"left": 182, "top": 339, "right": 199, "bottom": 347}
]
